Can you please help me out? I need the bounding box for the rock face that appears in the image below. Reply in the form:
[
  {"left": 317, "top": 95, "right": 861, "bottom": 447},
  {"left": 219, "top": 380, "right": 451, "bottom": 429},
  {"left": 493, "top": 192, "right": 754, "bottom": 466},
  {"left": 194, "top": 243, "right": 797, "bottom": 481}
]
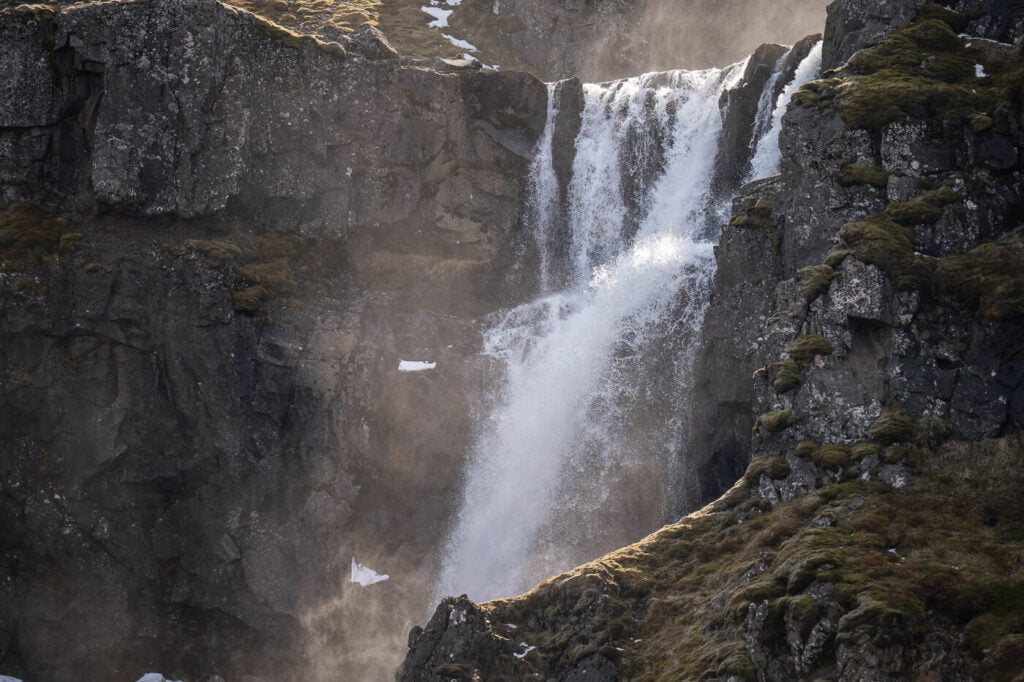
[
  {"left": 0, "top": 1, "right": 546, "bottom": 680},
  {"left": 447, "top": 0, "right": 830, "bottom": 81},
  {"left": 401, "top": 0, "right": 1024, "bottom": 679}
]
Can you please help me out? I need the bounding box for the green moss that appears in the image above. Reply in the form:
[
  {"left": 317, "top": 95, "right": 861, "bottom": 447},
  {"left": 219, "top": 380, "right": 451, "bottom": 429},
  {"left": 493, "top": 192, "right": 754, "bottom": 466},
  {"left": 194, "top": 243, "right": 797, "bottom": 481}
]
[
  {"left": 796, "top": 264, "right": 836, "bottom": 302},
  {"left": 786, "top": 549, "right": 845, "bottom": 593},
  {"left": 884, "top": 186, "right": 958, "bottom": 226},
  {"left": 850, "top": 442, "right": 881, "bottom": 460},
  {"left": 748, "top": 457, "right": 791, "bottom": 481},
  {"left": 729, "top": 196, "right": 776, "bottom": 231},
  {"left": 813, "top": 444, "right": 853, "bottom": 469},
  {"left": 882, "top": 444, "right": 912, "bottom": 464},
  {"left": 781, "top": 594, "right": 821, "bottom": 638},
  {"left": 869, "top": 408, "right": 915, "bottom": 444},
  {"left": 231, "top": 285, "right": 267, "bottom": 311},
  {"left": 767, "top": 360, "right": 801, "bottom": 394},
  {"left": 794, "top": 440, "right": 817, "bottom": 458},
  {"left": 970, "top": 113, "right": 994, "bottom": 133},
  {"left": 794, "top": 13, "right": 1024, "bottom": 132},
  {"left": 759, "top": 410, "right": 797, "bottom": 434},
  {"left": 58, "top": 231, "right": 84, "bottom": 253},
  {"left": 914, "top": 3, "right": 970, "bottom": 33},
  {"left": 716, "top": 650, "right": 756, "bottom": 680},
  {"left": 184, "top": 239, "right": 244, "bottom": 262},
  {"left": 839, "top": 213, "right": 935, "bottom": 289},
  {"left": 785, "top": 335, "right": 833, "bottom": 364},
  {"left": 824, "top": 250, "right": 851, "bottom": 269},
  {"left": 432, "top": 663, "right": 476, "bottom": 680},
  {"left": 837, "top": 163, "right": 889, "bottom": 188},
  {"left": 932, "top": 226, "right": 1024, "bottom": 319},
  {"left": 0, "top": 202, "right": 68, "bottom": 256},
  {"left": 838, "top": 592, "right": 926, "bottom": 639}
]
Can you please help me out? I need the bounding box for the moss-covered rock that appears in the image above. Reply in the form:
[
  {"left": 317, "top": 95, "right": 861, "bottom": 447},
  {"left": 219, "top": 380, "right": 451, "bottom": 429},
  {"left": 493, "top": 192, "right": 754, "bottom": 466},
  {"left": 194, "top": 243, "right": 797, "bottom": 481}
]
[
  {"left": 767, "top": 360, "right": 802, "bottom": 394},
  {"left": 813, "top": 443, "right": 853, "bottom": 469},
  {"left": 786, "top": 335, "right": 833, "bottom": 364},
  {"left": 837, "top": 163, "right": 889, "bottom": 188},
  {"left": 933, "top": 226, "right": 1024, "bottom": 319},
  {"left": 796, "top": 264, "right": 836, "bottom": 301},
  {"left": 795, "top": 10, "right": 1024, "bottom": 132},
  {"left": 759, "top": 409, "right": 798, "bottom": 434},
  {"left": 869, "top": 408, "right": 915, "bottom": 444},
  {"left": 748, "top": 456, "right": 792, "bottom": 480}
]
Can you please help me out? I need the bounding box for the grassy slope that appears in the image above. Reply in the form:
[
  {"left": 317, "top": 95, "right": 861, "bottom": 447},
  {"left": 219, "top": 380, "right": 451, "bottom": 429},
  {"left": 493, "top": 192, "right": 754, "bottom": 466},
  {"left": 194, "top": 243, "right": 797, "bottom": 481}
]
[{"left": 479, "top": 436, "right": 1024, "bottom": 680}]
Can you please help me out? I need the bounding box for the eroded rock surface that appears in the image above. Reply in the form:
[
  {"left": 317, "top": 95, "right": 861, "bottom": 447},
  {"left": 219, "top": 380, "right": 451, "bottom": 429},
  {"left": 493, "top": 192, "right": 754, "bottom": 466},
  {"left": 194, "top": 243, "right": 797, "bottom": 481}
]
[{"left": 0, "top": 0, "right": 546, "bottom": 679}]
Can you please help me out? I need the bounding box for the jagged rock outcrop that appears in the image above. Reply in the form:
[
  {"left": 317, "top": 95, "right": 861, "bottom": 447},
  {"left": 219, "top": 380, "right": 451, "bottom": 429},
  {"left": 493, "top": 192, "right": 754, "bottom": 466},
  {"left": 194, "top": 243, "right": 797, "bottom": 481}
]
[
  {"left": 401, "top": 0, "right": 1024, "bottom": 679},
  {"left": 0, "top": 0, "right": 547, "bottom": 679}
]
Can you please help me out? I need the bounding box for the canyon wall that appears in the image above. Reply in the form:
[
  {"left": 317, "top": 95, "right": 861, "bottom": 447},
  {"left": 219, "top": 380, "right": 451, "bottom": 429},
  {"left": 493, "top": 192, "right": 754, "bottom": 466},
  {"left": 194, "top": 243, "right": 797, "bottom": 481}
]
[
  {"left": 400, "top": 0, "right": 1024, "bottom": 679},
  {"left": 0, "top": 1, "right": 545, "bottom": 678}
]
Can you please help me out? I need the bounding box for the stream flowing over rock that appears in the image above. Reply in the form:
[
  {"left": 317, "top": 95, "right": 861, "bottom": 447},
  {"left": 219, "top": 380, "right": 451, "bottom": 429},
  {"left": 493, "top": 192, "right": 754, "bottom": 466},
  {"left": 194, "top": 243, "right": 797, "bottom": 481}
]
[{"left": 2, "top": 0, "right": 1024, "bottom": 680}]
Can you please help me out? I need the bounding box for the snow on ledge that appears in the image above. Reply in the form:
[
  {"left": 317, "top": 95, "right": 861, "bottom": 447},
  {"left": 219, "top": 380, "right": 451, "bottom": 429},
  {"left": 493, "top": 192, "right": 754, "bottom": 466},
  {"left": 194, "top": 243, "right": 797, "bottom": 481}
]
[
  {"left": 399, "top": 360, "right": 437, "bottom": 372},
  {"left": 135, "top": 674, "right": 182, "bottom": 682},
  {"left": 350, "top": 557, "right": 390, "bottom": 586}
]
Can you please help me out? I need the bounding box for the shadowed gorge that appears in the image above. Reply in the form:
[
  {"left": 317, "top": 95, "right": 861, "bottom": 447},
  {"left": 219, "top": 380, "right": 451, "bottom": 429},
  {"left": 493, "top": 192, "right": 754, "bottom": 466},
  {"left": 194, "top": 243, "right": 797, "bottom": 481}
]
[{"left": 1, "top": 0, "right": 1023, "bottom": 681}]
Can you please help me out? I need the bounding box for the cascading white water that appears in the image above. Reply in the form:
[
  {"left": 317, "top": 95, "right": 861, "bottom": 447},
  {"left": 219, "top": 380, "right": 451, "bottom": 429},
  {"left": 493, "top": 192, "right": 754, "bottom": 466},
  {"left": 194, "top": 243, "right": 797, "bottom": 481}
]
[
  {"left": 749, "top": 48, "right": 792, "bottom": 154},
  {"left": 437, "top": 62, "right": 748, "bottom": 602},
  {"left": 746, "top": 40, "right": 823, "bottom": 181},
  {"left": 526, "top": 83, "right": 561, "bottom": 292}
]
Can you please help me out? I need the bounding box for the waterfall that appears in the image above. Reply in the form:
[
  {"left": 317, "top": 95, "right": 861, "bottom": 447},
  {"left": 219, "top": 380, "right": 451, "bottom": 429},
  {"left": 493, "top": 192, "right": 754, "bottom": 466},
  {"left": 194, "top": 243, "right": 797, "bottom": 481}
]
[
  {"left": 749, "top": 48, "right": 791, "bottom": 155},
  {"left": 437, "top": 62, "right": 749, "bottom": 602},
  {"left": 746, "top": 40, "right": 823, "bottom": 182}
]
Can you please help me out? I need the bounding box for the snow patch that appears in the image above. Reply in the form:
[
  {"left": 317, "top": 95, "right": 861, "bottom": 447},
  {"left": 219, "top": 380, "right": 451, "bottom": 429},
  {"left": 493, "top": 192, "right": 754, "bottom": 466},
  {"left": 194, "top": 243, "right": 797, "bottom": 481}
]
[
  {"left": 350, "top": 557, "right": 390, "bottom": 586},
  {"left": 398, "top": 360, "right": 437, "bottom": 372},
  {"left": 514, "top": 643, "right": 536, "bottom": 659},
  {"left": 421, "top": 6, "right": 452, "bottom": 27},
  {"left": 0, "top": 676, "right": 25, "bottom": 682},
  {"left": 975, "top": 63, "right": 988, "bottom": 78},
  {"left": 135, "top": 675, "right": 182, "bottom": 682},
  {"left": 442, "top": 33, "right": 477, "bottom": 51}
]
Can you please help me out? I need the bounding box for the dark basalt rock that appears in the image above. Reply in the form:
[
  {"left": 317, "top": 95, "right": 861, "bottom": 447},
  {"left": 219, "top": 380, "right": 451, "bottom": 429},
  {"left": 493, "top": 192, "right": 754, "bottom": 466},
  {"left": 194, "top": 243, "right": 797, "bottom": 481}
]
[{"left": 0, "top": 0, "right": 549, "bottom": 679}]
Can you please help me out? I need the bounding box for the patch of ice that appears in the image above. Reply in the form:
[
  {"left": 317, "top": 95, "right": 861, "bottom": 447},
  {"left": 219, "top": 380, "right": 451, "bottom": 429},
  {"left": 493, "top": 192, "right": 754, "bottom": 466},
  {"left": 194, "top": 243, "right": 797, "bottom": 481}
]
[
  {"left": 421, "top": 6, "right": 452, "bottom": 27},
  {"left": 975, "top": 63, "right": 988, "bottom": 77},
  {"left": 398, "top": 360, "right": 437, "bottom": 372},
  {"left": 514, "top": 643, "right": 536, "bottom": 659},
  {"left": 442, "top": 33, "right": 477, "bottom": 51},
  {"left": 350, "top": 557, "right": 390, "bottom": 586}
]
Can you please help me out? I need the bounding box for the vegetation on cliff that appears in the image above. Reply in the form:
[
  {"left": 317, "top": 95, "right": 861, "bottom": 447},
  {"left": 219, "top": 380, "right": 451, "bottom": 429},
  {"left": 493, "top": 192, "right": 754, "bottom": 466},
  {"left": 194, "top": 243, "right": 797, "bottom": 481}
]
[
  {"left": 794, "top": 4, "right": 1024, "bottom": 132},
  {"left": 431, "top": 435, "right": 1024, "bottom": 681}
]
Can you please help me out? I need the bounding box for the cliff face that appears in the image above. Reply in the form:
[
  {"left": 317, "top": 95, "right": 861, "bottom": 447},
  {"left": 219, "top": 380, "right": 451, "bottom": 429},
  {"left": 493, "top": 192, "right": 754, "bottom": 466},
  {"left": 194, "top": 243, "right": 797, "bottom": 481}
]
[
  {"left": 0, "top": 1, "right": 546, "bottom": 679},
  {"left": 443, "top": 0, "right": 830, "bottom": 81},
  {"left": 400, "top": 0, "right": 1024, "bottom": 679}
]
